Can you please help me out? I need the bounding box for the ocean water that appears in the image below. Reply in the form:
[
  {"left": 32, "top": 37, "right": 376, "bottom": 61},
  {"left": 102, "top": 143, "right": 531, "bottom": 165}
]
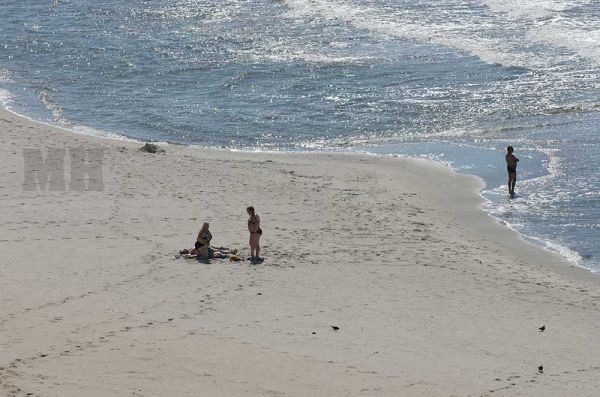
[{"left": 1, "top": 0, "right": 598, "bottom": 271}]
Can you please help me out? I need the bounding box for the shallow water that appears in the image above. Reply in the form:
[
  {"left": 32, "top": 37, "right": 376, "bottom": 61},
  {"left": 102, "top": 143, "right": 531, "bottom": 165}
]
[{"left": 1, "top": 0, "right": 598, "bottom": 270}]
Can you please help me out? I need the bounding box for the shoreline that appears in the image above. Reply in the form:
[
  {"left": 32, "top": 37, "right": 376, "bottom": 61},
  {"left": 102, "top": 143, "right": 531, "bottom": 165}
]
[
  {"left": 0, "top": 103, "right": 591, "bottom": 273},
  {"left": 2, "top": 105, "right": 600, "bottom": 396}
]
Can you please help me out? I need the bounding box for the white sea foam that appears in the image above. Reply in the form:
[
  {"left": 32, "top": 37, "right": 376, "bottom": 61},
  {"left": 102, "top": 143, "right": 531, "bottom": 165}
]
[
  {"left": 281, "top": 0, "right": 599, "bottom": 70},
  {"left": 245, "top": 50, "right": 377, "bottom": 65},
  {"left": 487, "top": 203, "right": 585, "bottom": 266},
  {"left": 519, "top": 228, "right": 585, "bottom": 266},
  {"left": 37, "top": 88, "right": 74, "bottom": 126},
  {"left": 528, "top": 22, "right": 600, "bottom": 66},
  {"left": 482, "top": 0, "right": 585, "bottom": 20},
  {"left": 0, "top": 69, "right": 13, "bottom": 106},
  {"left": 521, "top": 147, "right": 563, "bottom": 186},
  {"left": 0, "top": 89, "right": 13, "bottom": 106},
  {"left": 0, "top": 98, "right": 139, "bottom": 143},
  {"left": 282, "top": 0, "right": 548, "bottom": 69},
  {"left": 0, "top": 68, "right": 135, "bottom": 142},
  {"left": 1, "top": 82, "right": 138, "bottom": 143},
  {"left": 0, "top": 69, "right": 10, "bottom": 82},
  {"left": 69, "top": 124, "right": 141, "bottom": 142}
]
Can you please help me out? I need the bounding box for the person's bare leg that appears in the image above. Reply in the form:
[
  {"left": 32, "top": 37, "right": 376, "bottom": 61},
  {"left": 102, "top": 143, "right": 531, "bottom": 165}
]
[
  {"left": 250, "top": 233, "right": 260, "bottom": 258},
  {"left": 508, "top": 174, "right": 516, "bottom": 196},
  {"left": 199, "top": 246, "right": 210, "bottom": 258},
  {"left": 255, "top": 235, "right": 261, "bottom": 259}
]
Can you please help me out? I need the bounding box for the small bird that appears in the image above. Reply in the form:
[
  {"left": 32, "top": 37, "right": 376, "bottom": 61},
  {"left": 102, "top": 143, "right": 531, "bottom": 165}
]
[
  {"left": 539, "top": 325, "right": 545, "bottom": 332},
  {"left": 331, "top": 326, "right": 340, "bottom": 331},
  {"left": 538, "top": 365, "right": 544, "bottom": 373}
]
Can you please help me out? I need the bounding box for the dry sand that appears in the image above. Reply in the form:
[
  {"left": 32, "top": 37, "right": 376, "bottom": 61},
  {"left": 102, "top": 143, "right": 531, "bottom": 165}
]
[{"left": 1, "top": 107, "right": 599, "bottom": 396}]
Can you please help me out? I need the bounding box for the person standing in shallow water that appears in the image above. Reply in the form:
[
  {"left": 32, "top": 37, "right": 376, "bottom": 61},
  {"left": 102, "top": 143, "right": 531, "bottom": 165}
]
[
  {"left": 505, "top": 146, "right": 519, "bottom": 197},
  {"left": 247, "top": 206, "right": 262, "bottom": 261}
]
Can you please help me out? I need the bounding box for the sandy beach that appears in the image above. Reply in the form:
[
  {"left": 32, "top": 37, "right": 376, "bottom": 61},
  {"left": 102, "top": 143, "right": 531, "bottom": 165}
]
[{"left": 1, "top": 106, "right": 599, "bottom": 396}]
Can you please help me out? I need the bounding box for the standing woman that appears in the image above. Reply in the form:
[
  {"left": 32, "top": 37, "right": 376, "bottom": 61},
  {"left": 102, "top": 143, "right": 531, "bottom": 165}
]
[{"left": 247, "top": 206, "right": 262, "bottom": 261}]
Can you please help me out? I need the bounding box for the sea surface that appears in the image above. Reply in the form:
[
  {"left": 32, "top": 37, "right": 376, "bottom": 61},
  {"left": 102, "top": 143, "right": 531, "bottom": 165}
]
[{"left": 1, "top": 0, "right": 598, "bottom": 271}]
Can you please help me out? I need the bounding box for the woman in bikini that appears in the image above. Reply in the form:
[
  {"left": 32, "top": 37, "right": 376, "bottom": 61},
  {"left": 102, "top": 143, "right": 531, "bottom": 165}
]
[
  {"left": 247, "top": 206, "right": 262, "bottom": 261},
  {"left": 191, "top": 222, "right": 212, "bottom": 258}
]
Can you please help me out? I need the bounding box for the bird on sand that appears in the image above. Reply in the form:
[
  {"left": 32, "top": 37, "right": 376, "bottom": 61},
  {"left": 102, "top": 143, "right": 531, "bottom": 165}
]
[
  {"left": 331, "top": 326, "right": 340, "bottom": 331},
  {"left": 539, "top": 325, "right": 545, "bottom": 332},
  {"left": 538, "top": 365, "right": 544, "bottom": 373}
]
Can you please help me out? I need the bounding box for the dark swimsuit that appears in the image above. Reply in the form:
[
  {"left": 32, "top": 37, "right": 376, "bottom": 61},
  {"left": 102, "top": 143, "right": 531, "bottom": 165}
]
[
  {"left": 249, "top": 217, "right": 262, "bottom": 235},
  {"left": 195, "top": 231, "right": 212, "bottom": 249},
  {"left": 507, "top": 165, "right": 517, "bottom": 173}
]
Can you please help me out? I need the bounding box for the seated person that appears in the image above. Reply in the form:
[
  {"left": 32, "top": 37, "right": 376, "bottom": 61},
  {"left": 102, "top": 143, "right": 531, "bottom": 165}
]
[{"left": 182, "top": 222, "right": 212, "bottom": 258}]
